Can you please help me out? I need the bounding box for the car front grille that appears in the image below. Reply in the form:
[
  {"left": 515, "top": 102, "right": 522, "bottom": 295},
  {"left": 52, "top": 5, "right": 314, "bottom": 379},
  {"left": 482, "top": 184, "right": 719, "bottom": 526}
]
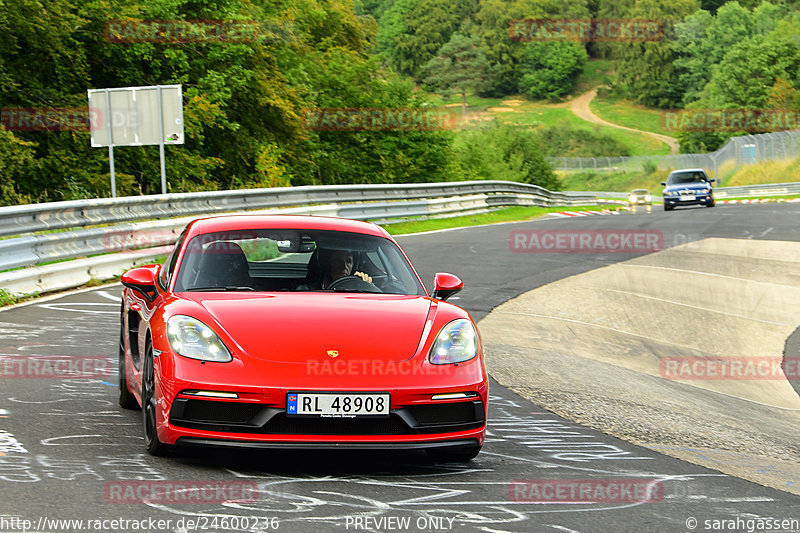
[
  {"left": 180, "top": 399, "right": 263, "bottom": 424},
  {"left": 170, "top": 398, "right": 485, "bottom": 435},
  {"left": 408, "top": 401, "right": 482, "bottom": 426},
  {"left": 261, "top": 413, "right": 411, "bottom": 435}
]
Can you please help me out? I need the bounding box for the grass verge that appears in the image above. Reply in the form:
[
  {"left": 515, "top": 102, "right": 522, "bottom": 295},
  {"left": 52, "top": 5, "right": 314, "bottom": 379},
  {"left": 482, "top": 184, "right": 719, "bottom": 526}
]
[
  {"left": 722, "top": 157, "right": 800, "bottom": 187},
  {"left": 589, "top": 94, "right": 673, "bottom": 137},
  {"left": 0, "top": 287, "right": 39, "bottom": 307},
  {"left": 574, "top": 59, "right": 615, "bottom": 94},
  {"left": 382, "top": 205, "right": 610, "bottom": 235},
  {"left": 559, "top": 168, "right": 671, "bottom": 193},
  {"left": 491, "top": 105, "right": 670, "bottom": 156}
]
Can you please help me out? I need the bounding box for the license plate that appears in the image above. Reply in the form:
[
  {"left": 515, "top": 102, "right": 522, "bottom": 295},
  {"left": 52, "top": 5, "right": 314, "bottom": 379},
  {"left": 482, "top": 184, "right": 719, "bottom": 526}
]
[
  {"left": 287, "top": 392, "right": 390, "bottom": 417},
  {"left": 679, "top": 195, "right": 695, "bottom": 201}
]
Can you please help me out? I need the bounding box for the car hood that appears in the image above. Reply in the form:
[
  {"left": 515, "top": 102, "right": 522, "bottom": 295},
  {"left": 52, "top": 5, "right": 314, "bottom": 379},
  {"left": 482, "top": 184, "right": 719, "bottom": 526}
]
[
  {"left": 663, "top": 183, "right": 711, "bottom": 193},
  {"left": 183, "top": 293, "right": 432, "bottom": 363}
]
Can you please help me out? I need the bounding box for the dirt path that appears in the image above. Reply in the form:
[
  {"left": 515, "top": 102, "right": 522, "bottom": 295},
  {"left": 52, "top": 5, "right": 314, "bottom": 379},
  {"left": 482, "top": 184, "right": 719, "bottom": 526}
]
[{"left": 569, "top": 87, "right": 680, "bottom": 155}]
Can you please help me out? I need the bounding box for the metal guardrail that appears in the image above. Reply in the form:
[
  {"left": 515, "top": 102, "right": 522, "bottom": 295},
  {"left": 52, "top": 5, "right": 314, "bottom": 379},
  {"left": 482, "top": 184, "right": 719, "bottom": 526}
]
[
  {"left": 0, "top": 181, "right": 585, "bottom": 238},
  {"left": 2, "top": 175, "right": 793, "bottom": 298},
  {"left": 0, "top": 181, "right": 598, "bottom": 296}
]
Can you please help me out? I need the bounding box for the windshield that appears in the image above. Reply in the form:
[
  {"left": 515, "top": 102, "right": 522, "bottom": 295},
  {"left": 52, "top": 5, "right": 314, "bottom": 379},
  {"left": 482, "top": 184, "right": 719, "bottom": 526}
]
[
  {"left": 667, "top": 171, "right": 709, "bottom": 185},
  {"left": 173, "top": 229, "right": 426, "bottom": 296}
]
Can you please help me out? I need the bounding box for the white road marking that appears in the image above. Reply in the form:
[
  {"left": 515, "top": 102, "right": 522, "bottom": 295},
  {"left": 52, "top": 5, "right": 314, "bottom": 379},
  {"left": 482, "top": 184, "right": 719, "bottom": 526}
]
[
  {"left": 548, "top": 526, "right": 581, "bottom": 533},
  {"left": 96, "top": 290, "right": 122, "bottom": 302},
  {"left": 38, "top": 302, "right": 118, "bottom": 314}
]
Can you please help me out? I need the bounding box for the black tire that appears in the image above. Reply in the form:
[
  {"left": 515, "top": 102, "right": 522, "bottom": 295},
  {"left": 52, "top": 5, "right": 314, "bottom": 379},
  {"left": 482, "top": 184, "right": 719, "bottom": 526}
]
[
  {"left": 426, "top": 445, "right": 481, "bottom": 462},
  {"left": 142, "top": 342, "right": 170, "bottom": 456},
  {"left": 707, "top": 200, "right": 715, "bottom": 207},
  {"left": 118, "top": 326, "right": 139, "bottom": 410},
  {"left": 663, "top": 204, "right": 672, "bottom": 211}
]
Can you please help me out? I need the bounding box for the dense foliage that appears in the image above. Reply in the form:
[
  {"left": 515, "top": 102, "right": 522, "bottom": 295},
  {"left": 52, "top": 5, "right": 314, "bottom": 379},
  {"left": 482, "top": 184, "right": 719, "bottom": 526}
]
[
  {"left": 2, "top": 0, "right": 799, "bottom": 205},
  {"left": 0, "top": 0, "right": 516, "bottom": 205},
  {"left": 453, "top": 123, "right": 560, "bottom": 189}
]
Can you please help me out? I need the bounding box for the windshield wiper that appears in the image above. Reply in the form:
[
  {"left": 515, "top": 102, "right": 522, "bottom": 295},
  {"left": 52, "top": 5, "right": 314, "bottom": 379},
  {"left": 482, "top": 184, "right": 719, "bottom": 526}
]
[{"left": 186, "top": 286, "right": 255, "bottom": 292}]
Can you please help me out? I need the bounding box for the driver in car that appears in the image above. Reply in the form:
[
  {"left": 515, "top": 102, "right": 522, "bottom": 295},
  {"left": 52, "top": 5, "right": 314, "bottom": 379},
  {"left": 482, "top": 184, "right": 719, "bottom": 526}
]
[
  {"left": 321, "top": 249, "right": 372, "bottom": 288},
  {"left": 299, "top": 248, "right": 373, "bottom": 290}
]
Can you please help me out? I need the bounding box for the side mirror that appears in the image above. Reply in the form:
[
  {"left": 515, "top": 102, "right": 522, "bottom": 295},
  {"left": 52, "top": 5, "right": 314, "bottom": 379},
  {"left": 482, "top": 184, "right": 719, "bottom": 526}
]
[
  {"left": 660, "top": 182, "right": 666, "bottom": 186},
  {"left": 710, "top": 178, "right": 716, "bottom": 183},
  {"left": 121, "top": 264, "right": 160, "bottom": 302},
  {"left": 432, "top": 272, "right": 463, "bottom": 301}
]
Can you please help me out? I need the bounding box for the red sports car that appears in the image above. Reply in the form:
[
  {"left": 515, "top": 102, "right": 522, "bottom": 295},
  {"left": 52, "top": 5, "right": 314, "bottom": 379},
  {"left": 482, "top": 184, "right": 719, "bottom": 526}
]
[{"left": 118, "top": 215, "right": 488, "bottom": 460}]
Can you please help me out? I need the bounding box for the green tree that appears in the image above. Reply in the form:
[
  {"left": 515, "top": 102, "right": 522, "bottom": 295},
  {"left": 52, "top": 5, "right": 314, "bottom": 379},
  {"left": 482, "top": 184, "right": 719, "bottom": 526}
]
[
  {"left": 614, "top": 0, "right": 700, "bottom": 108},
  {"left": 703, "top": 30, "right": 800, "bottom": 108},
  {"left": 378, "top": 0, "right": 476, "bottom": 79},
  {"left": 455, "top": 123, "right": 560, "bottom": 189},
  {"left": 377, "top": 0, "right": 415, "bottom": 58},
  {"left": 672, "top": 2, "right": 762, "bottom": 106},
  {"left": 474, "top": 0, "right": 590, "bottom": 96},
  {"left": 518, "top": 41, "right": 587, "bottom": 100},
  {"left": 588, "top": 0, "right": 635, "bottom": 58},
  {"left": 677, "top": 11, "right": 800, "bottom": 151},
  {"left": 0, "top": 0, "right": 468, "bottom": 202},
  {"left": 767, "top": 78, "right": 800, "bottom": 110},
  {"left": 295, "top": 48, "right": 460, "bottom": 185},
  {"left": 0, "top": 128, "right": 35, "bottom": 206},
  {"left": 356, "top": 0, "right": 396, "bottom": 19},
  {"left": 423, "top": 34, "right": 491, "bottom": 117}
]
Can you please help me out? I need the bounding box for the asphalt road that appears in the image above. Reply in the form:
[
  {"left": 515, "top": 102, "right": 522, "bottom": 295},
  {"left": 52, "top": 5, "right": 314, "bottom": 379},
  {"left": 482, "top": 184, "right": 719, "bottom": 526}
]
[{"left": 1, "top": 203, "right": 799, "bottom": 533}]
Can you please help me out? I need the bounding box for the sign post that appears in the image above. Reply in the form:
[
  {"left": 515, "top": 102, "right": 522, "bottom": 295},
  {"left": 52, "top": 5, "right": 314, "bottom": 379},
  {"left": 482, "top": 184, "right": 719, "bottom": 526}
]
[{"left": 88, "top": 85, "right": 184, "bottom": 196}]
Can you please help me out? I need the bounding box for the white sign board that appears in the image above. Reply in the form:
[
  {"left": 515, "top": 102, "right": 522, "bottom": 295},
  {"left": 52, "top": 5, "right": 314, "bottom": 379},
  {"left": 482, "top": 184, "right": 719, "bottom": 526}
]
[{"left": 88, "top": 85, "right": 183, "bottom": 147}]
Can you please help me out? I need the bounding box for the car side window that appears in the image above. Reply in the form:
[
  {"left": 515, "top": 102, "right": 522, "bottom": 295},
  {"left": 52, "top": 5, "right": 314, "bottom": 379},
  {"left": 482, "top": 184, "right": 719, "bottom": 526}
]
[{"left": 158, "top": 230, "right": 187, "bottom": 291}]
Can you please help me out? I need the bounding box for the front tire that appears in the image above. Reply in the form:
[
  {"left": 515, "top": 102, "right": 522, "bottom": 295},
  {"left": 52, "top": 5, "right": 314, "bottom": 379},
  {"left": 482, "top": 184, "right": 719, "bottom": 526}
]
[
  {"left": 426, "top": 444, "right": 481, "bottom": 462},
  {"left": 663, "top": 204, "right": 673, "bottom": 211},
  {"left": 118, "top": 326, "right": 139, "bottom": 410},
  {"left": 142, "top": 342, "right": 170, "bottom": 456}
]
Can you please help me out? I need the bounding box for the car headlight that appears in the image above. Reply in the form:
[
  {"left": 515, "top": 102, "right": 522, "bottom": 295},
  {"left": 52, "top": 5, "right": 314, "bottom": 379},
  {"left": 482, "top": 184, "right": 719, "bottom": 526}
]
[
  {"left": 628, "top": 195, "right": 636, "bottom": 203},
  {"left": 166, "top": 315, "right": 232, "bottom": 362},
  {"left": 428, "top": 319, "right": 478, "bottom": 365},
  {"left": 645, "top": 195, "right": 651, "bottom": 202}
]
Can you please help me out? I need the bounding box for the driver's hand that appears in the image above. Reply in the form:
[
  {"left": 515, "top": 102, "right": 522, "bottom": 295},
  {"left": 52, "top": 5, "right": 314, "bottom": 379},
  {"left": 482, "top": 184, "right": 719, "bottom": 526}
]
[{"left": 354, "top": 271, "right": 372, "bottom": 283}]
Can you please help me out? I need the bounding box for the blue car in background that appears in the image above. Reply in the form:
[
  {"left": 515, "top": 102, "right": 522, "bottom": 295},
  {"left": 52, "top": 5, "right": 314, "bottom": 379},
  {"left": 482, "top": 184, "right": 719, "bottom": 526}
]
[{"left": 661, "top": 169, "right": 716, "bottom": 211}]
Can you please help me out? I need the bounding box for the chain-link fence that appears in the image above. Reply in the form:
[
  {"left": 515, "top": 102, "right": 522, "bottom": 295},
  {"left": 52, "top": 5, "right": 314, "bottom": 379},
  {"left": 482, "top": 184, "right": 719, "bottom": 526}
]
[{"left": 548, "top": 130, "right": 800, "bottom": 179}]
